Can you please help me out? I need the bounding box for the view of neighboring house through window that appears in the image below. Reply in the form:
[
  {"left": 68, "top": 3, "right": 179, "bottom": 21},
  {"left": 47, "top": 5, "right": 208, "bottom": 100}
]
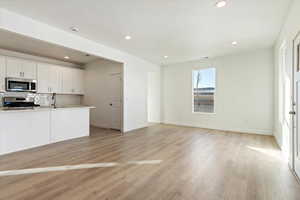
[{"left": 192, "top": 68, "right": 216, "bottom": 113}]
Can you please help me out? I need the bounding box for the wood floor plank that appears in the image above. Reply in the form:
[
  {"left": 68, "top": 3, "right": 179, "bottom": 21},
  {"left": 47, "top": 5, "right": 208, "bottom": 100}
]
[{"left": 0, "top": 124, "right": 299, "bottom": 200}]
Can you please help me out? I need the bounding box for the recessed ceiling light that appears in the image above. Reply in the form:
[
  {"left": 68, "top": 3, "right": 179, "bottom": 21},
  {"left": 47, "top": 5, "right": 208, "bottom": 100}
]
[
  {"left": 64, "top": 56, "right": 70, "bottom": 59},
  {"left": 70, "top": 26, "right": 79, "bottom": 32},
  {"left": 232, "top": 41, "right": 238, "bottom": 46},
  {"left": 125, "top": 35, "right": 132, "bottom": 40},
  {"left": 216, "top": 0, "right": 227, "bottom": 8},
  {"left": 164, "top": 56, "right": 168, "bottom": 58}
]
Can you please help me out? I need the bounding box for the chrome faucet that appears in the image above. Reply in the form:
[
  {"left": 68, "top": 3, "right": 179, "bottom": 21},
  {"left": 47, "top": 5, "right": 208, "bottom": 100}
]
[{"left": 51, "top": 93, "right": 57, "bottom": 108}]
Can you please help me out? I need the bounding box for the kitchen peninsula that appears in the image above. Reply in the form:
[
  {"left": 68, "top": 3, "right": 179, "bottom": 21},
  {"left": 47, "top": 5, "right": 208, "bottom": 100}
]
[{"left": 0, "top": 106, "right": 94, "bottom": 155}]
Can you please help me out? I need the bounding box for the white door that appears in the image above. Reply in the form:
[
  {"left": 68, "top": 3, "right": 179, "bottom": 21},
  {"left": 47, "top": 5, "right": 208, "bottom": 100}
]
[
  {"left": 0, "top": 56, "right": 6, "bottom": 91},
  {"left": 292, "top": 32, "right": 300, "bottom": 178},
  {"left": 109, "top": 73, "right": 122, "bottom": 130}
]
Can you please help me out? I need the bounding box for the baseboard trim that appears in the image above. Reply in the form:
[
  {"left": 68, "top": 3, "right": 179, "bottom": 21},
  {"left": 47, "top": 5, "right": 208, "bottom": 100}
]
[
  {"left": 162, "top": 122, "right": 273, "bottom": 136},
  {"left": 90, "top": 124, "right": 110, "bottom": 129},
  {"left": 124, "top": 126, "right": 148, "bottom": 134}
]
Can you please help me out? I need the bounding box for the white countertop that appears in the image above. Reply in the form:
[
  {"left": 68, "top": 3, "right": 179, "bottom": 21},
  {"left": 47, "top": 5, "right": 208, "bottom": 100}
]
[{"left": 0, "top": 105, "right": 95, "bottom": 113}]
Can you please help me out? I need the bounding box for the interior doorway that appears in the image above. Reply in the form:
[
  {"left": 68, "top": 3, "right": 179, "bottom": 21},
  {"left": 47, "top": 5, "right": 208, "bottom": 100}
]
[
  {"left": 83, "top": 59, "right": 124, "bottom": 132},
  {"left": 292, "top": 31, "right": 300, "bottom": 179},
  {"left": 108, "top": 72, "right": 123, "bottom": 130}
]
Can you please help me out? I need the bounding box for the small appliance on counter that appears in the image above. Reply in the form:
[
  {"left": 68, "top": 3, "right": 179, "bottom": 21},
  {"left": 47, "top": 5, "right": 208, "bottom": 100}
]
[{"left": 2, "top": 96, "right": 40, "bottom": 110}]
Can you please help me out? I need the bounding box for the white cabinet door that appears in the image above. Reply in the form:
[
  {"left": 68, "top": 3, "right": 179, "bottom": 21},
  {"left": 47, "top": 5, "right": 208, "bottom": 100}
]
[
  {"left": 49, "top": 65, "right": 62, "bottom": 93},
  {"left": 22, "top": 60, "right": 37, "bottom": 79},
  {"left": 37, "top": 63, "right": 51, "bottom": 93},
  {"left": 50, "top": 108, "right": 89, "bottom": 143},
  {"left": 61, "top": 67, "right": 73, "bottom": 94},
  {"left": 6, "top": 57, "right": 22, "bottom": 78},
  {"left": 39, "top": 64, "right": 85, "bottom": 95},
  {"left": 73, "top": 69, "right": 85, "bottom": 95},
  {"left": 0, "top": 56, "right": 6, "bottom": 92},
  {"left": 0, "top": 111, "right": 51, "bottom": 155},
  {"left": 38, "top": 64, "right": 62, "bottom": 93},
  {"left": 6, "top": 57, "right": 37, "bottom": 79}
]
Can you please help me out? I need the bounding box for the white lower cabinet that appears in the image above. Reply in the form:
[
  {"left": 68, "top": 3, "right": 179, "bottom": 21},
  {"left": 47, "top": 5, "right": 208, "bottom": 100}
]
[
  {"left": 0, "top": 108, "right": 90, "bottom": 155},
  {"left": 50, "top": 108, "right": 89, "bottom": 143},
  {"left": 0, "top": 111, "right": 50, "bottom": 155}
]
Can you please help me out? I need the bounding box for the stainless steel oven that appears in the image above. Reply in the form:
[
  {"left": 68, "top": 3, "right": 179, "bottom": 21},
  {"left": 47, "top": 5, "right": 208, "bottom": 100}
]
[{"left": 5, "top": 78, "right": 37, "bottom": 93}]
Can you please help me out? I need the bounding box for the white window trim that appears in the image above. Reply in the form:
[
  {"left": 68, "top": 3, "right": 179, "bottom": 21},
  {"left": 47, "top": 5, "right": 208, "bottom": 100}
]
[{"left": 191, "top": 67, "right": 217, "bottom": 115}]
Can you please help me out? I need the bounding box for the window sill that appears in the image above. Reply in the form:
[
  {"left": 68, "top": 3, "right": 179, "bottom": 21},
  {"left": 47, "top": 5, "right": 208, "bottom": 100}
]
[{"left": 192, "top": 112, "right": 216, "bottom": 115}]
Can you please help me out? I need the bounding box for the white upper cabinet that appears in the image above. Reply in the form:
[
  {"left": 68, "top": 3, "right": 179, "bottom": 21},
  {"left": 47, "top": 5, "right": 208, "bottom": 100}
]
[
  {"left": 22, "top": 60, "right": 37, "bottom": 79},
  {"left": 37, "top": 63, "right": 50, "bottom": 93},
  {"left": 61, "top": 67, "right": 73, "bottom": 94},
  {"left": 3, "top": 55, "right": 84, "bottom": 95},
  {"left": 6, "top": 57, "right": 37, "bottom": 79},
  {"left": 0, "top": 56, "right": 6, "bottom": 92},
  {"left": 62, "top": 67, "right": 84, "bottom": 95},
  {"left": 73, "top": 69, "right": 85, "bottom": 94},
  {"left": 49, "top": 65, "right": 62, "bottom": 93},
  {"left": 6, "top": 57, "right": 22, "bottom": 78},
  {"left": 37, "top": 63, "right": 62, "bottom": 94}
]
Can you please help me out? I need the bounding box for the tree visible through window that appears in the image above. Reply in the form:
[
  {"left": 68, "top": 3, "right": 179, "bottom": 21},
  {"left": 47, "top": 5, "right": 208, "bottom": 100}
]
[{"left": 192, "top": 68, "right": 216, "bottom": 113}]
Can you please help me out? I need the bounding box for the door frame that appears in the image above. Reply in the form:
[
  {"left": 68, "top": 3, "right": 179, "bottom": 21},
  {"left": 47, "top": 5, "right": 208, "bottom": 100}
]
[
  {"left": 291, "top": 31, "right": 300, "bottom": 180},
  {"left": 108, "top": 71, "right": 124, "bottom": 133}
]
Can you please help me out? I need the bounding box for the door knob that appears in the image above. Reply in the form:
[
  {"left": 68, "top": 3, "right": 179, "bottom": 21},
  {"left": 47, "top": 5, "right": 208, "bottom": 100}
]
[
  {"left": 110, "top": 103, "right": 112, "bottom": 106},
  {"left": 289, "top": 111, "right": 296, "bottom": 115}
]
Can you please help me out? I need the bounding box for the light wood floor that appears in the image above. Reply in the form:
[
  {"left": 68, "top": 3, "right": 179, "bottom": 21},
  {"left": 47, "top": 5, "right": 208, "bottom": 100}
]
[{"left": 0, "top": 124, "right": 299, "bottom": 200}]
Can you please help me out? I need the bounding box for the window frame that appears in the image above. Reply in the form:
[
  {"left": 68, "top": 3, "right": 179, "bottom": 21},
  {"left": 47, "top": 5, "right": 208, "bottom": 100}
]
[{"left": 191, "top": 67, "right": 217, "bottom": 115}]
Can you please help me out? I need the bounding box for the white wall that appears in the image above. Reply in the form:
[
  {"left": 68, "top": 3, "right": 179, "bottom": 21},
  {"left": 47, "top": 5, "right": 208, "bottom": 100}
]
[
  {"left": 162, "top": 48, "right": 274, "bottom": 135},
  {"left": 0, "top": 9, "right": 161, "bottom": 132},
  {"left": 147, "top": 71, "right": 161, "bottom": 123},
  {"left": 274, "top": 0, "right": 300, "bottom": 162},
  {"left": 83, "top": 59, "right": 122, "bottom": 129}
]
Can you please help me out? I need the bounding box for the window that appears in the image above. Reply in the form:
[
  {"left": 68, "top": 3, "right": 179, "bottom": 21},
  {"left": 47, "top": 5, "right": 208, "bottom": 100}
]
[{"left": 192, "top": 68, "right": 216, "bottom": 113}]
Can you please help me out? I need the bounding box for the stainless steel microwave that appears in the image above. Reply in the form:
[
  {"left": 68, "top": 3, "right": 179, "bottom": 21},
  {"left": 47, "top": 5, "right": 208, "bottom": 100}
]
[{"left": 5, "top": 78, "right": 37, "bottom": 93}]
